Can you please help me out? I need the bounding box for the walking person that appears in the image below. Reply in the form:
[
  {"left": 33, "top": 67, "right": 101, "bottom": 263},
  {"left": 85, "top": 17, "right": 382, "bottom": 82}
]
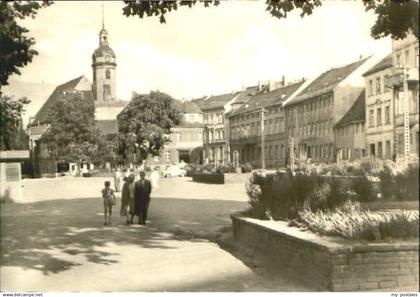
[
  {"left": 150, "top": 167, "right": 160, "bottom": 189},
  {"left": 134, "top": 171, "right": 152, "bottom": 225},
  {"left": 120, "top": 174, "right": 135, "bottom": 224},
  {"left": 101, "top": 181, "right": 116, "bottom": 225},
  {"left": 114, "top": 167, "right": 121, "bottom": 192}
]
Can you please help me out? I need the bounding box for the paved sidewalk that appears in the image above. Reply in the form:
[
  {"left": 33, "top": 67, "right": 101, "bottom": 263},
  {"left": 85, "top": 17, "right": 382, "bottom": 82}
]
[{"left": 1, "top": 177, "right": 311, "bottom": 292}]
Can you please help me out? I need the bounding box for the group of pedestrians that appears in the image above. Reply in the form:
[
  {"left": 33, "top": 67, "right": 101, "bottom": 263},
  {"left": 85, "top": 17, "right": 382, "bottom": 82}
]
[{"left": 101, "top": 169, "right": 159, "bottom": 226}]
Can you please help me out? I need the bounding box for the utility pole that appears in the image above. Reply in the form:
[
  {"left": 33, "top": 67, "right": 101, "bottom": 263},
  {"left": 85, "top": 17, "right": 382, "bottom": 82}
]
[
  {"left": 261, "top": 107, "right": 266, "bottom": 169},
  {"left": 401, "top": 67, "right": 411, "bottom": 163}
]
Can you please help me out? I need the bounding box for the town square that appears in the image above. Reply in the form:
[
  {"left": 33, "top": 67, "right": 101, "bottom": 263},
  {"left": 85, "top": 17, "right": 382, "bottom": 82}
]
[{"left": 0, "top": 0, "right": 419, "bottom": 294}]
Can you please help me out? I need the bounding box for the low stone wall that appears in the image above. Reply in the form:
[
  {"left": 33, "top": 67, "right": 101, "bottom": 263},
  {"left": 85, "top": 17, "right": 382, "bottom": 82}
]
[{"left": 231, "top": 215, "right": 419, "bottom": 292}]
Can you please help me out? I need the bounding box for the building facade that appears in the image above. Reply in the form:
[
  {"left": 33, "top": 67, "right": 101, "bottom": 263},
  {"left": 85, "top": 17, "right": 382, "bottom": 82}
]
[
  {"left": 334, "top": 91, "right": 366, "bottom": 161},
  {"left": 363, "top": 54, "right": 394, "bottom": 159},
  {"left": 283, "top": 57, "right": 380, "bottom": 163},
  {"left": 199, "top": 92, "right": 240, "bottom": 164},
  {"left": 389, "top": 32, "right": 419, "bottom": 160},
  {"left": 161, "top": 101, "right": 204, "bottom": 164},
  {"left": 229, "top": 81, "right": 304, "bottom": 168}
]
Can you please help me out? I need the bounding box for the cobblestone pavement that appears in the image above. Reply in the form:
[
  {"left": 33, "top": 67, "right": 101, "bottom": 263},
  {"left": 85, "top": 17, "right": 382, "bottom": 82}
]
[{"left": 1, "top": 176, "right": 313, "bottom": 292}]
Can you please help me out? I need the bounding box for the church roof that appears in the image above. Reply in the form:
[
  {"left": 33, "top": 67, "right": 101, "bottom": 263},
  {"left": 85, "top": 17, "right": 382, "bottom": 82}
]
[
  {"left": 93, "top": 45, "right": 116, "bottom": 58},
  {"left": 33, "top": 76, "right": 93, "bottom": 124}
]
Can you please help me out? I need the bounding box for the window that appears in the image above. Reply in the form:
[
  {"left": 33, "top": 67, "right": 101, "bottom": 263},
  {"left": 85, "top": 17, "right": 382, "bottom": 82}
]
[
  {"left": 397, "top": 134, "right": 404, "bottom": 155},
  {"left": 377, "top": 108, "right": 382, "bottom": 126},
  {"left": 165, "top": 150, "right": 170, "bottom": 162},
  {"left": 386, "top": 140, "right": 391, "bottom": 159},
  {"left": 416, "top": 47, "right": 419, "bottom": 68},
  {"left": 396, "top": 53, "right": 401, "bottom": 67},
  {"left": 405, "top": 49, "right": 410, "bottom": 66},
  {"left": 376, "top": 77, "right": 381, "bottom": 94},
  {"left": 368, "top": 80, "right": 373, "bottom": 96},
  {"left": 378, "top": 142, "right": 383, "bottom": 158},
  {"left": 103, "top": 84, "right": 111, "bottom": 101},
  {"left": 385, "top": 106, "right": 390, "bottom": 124},
  {"left": 355, "top": 123, "right": 359, "bottom": 133},
  {"left": 370, "top": 143, "right": 375, "bottom": 157},
  {"left": 105, "top": 69, "right": 111, "bottom": 79}
]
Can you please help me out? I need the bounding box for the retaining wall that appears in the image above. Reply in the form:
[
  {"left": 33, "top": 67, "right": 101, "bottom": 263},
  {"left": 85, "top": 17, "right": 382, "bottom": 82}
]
[{"left": 231, "top": 215, "right": 419, "bottom": 292}]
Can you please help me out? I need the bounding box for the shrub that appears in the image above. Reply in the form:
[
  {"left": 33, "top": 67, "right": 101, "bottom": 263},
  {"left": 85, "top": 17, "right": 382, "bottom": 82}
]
[
  {"left": 192, "top": 172, "right": 224, "bottom": 184},
  {"left": 241, "top": 162, "right": 253, "bottom": 173},
  {"left": 216, "top": 162, "right": 236, "bottom": 173},
  {"left": 379, "top": 163, "right": 419, "bottom": 201},
  {"left": 351, "top": 173, "right": 377, "bottom": 202},
  {"left": 297, "top": 202, "right": 419, "bottom": 241},
  {"left": 246, "top": 171, "right": 351, "bottom": 221}
]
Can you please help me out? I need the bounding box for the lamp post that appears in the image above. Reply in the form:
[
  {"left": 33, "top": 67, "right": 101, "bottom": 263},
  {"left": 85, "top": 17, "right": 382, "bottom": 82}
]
[
  {"left": 401, "top": 67, "right": 411, "bottom": 164},
  {"left": 261, "top": 107, "right": 266, "bottom": 169}
]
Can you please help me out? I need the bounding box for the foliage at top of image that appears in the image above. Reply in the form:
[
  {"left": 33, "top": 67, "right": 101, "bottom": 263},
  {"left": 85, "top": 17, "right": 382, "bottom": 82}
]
[
  {"left": 122, "top": 0, "right": 419, "bottom": 39},
  {"left": 0, "top": 1, "right": 52, "bottom": 87}
]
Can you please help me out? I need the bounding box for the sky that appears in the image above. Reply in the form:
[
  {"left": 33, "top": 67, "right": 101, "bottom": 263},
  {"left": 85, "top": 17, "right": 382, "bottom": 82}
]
[{"left": 3, "top": 0, "right": 391, "bottom": 124}]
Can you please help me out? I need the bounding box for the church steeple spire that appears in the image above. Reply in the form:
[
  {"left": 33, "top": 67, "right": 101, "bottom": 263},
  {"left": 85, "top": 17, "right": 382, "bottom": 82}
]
[{"left": 101, "top": 1, "right": 105, "bottom": 30}]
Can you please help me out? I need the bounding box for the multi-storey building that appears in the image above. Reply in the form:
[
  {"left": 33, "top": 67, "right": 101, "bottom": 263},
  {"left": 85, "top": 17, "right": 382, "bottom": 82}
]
[
  {"left": 363, "top": 54, "right": 394, "bottom": 159},
  {"left": 198, "top": 92, "right": 241, "bottom": 164},
  {"left": 388, "top": 32, "right": 419, "bottom": 159},
  {"left": 283, "top": 57, "right": 379, "bottom": 163},
  {"left": 157, "top": 100, "right": 204, "bottom": 164},
  {"left": 334, "top": 91, "right": 366, "bottom": 161},
  {"left": 228, "top": 81, "right": 304, "bottom": 168}
]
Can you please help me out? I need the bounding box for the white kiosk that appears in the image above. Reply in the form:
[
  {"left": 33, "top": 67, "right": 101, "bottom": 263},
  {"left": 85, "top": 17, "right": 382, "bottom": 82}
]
[{"left": 0, "top": 150, "right": 29, "bottom": 202}]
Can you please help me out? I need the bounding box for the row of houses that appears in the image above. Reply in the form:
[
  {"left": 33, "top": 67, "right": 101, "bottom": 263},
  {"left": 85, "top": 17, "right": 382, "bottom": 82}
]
[
  {"left": 27, "top": 27, "right": 418, "bottom": 173},
  {"left": 192, "top": 32, "right": 418, "bottom": 168}
]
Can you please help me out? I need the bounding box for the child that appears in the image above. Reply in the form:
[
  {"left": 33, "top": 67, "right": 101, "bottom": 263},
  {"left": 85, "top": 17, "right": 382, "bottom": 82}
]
[{"left": 101, "top": 181, "right": 116, "bottom": 225}]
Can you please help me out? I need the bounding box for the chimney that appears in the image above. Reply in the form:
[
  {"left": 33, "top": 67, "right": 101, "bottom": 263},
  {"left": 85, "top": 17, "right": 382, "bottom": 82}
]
[
  {"left": 258, "top": 80, "right": 262, "bottom": 91},
  {"left": 282, "top": 75, "right": 286, "bottom": 86}
]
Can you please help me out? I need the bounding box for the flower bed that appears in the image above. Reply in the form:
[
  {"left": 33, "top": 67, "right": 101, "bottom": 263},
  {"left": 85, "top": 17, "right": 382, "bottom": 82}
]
[
  {"left": 231, "top": 214, "right": 419, "bottom": 291},
  {"left": 192, "top": 173, "right": 224, "bottom": 184}
]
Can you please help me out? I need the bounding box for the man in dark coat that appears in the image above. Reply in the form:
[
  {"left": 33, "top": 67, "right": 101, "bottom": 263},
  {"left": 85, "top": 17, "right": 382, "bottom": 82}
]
[{"left": 134, "top": 171, "right": 152, "bottom": 225}]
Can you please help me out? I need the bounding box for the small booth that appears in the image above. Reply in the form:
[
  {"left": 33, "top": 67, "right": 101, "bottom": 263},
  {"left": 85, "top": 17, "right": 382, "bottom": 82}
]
[{"left": 0, "top": 150, "right": 30, "bottom": 202}]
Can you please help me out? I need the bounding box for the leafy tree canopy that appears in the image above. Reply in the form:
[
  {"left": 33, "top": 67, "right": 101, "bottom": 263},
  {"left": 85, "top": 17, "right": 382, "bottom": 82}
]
[
  {"left": 0, "top": 1, "right": 52, "bottom": 87},
  {"left": 122, "top": 0, "right": 419, "bottom": 39},
  {"left": 0, "top": 94, "right": 30, "bottom": 150},
  {"left": 41, "top": 91, "right": 109, "bottom": 164},
  {"left": 117, "top": 91, "right": 182, "bottom": 162}
]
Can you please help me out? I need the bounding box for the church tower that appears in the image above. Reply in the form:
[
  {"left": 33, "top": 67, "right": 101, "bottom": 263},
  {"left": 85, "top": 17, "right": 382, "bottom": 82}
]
[{"left": 92, "top": 19, "right": 116, "bottom": 104}]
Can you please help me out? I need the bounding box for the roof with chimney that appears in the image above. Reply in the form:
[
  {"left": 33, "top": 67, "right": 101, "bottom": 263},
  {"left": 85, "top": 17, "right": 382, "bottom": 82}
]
[
  {"left": 287, "top": 58, "right": 369, "bottom": 105},
  {"left": 176, "top": 100, "right": 202, "bottom": 114},
  {"left": 335, "top": 90, "right": 365, "bottom": 128},
  {"left": 95, "top": 119, "right": 119, "bottom": 135},
  {"left": 197, "top": 92, "right": 241, "bottom": 111},
  {"left": 33, "top": 75, "right": 93, "bottom": 124},
  {"left": 229, "top": 81, "right": 305, "bottom": 116},
  {"left": 362, "top": 54, "right": 393, "bottom": 77}
]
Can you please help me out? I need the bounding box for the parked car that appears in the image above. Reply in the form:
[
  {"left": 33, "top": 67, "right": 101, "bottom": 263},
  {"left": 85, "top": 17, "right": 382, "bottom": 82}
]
[{"left": 163, "top": 166, "right": 186, "bottom": 177}]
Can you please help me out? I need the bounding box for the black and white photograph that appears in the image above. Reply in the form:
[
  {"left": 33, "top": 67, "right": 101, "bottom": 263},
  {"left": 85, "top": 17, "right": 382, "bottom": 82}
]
[{"left": 0, "top": 0, "right": 419, "bottom": 295}]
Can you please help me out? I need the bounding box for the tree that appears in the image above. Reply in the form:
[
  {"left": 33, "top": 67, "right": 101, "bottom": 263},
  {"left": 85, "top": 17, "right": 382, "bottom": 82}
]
[
  {"left": 117, "top": 91, "right": 182, "bottom": 163},
  {"left": 41, "top": 91, "right": 110, "bottom": 165},
  {"left": 0, "top": 1, "right": 52, "bottom": 87},
  {"left": 122, "top": 0, "right": 419, "bottom": 40},
  {"left": 0, "top": 94, "right": 30, "bottom": 150}
]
